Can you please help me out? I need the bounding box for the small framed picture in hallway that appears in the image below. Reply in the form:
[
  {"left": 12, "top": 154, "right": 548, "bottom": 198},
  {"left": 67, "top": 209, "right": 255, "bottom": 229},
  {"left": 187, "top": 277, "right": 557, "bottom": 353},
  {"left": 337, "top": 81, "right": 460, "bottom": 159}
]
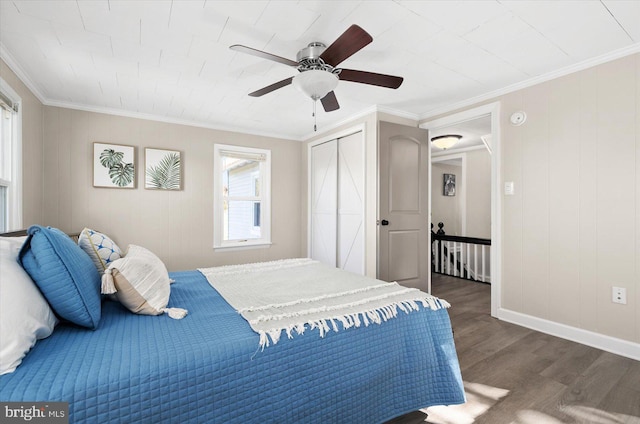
[{"left": 443, "top": 173, "right": 456, "bottom": 196}]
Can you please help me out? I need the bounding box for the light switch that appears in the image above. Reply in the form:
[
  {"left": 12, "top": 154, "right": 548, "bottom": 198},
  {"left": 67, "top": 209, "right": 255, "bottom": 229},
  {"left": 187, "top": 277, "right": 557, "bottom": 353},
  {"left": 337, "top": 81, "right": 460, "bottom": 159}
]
[{"left": 504, "top": 182, "right": 514, "bottom": 195}]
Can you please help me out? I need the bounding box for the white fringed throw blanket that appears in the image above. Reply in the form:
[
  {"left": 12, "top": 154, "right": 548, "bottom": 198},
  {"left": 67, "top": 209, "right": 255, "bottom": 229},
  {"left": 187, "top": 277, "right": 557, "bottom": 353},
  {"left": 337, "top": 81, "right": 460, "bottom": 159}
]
[{"left": 198, "top": 258, "right": 450, "bottom": 349}]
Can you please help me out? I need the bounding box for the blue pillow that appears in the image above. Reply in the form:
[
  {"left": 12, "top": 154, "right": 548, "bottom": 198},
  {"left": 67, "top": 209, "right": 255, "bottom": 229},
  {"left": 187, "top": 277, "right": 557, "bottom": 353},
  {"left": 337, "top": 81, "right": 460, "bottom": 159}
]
[{"left": 18, "top": 225, "right": 101, "bottom": 329}]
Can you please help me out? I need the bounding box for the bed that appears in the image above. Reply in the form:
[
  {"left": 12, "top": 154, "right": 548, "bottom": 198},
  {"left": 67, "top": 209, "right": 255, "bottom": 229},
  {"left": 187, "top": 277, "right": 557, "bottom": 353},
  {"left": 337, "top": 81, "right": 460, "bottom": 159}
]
[{"left": 0, "top": 227, "right": 465, "bottom": 423}]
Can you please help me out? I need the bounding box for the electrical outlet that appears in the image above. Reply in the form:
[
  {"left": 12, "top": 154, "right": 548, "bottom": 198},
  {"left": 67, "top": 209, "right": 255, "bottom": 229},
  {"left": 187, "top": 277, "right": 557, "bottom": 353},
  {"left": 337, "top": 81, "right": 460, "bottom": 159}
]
[
  {"left": 612, "top": 287, "right": 627, "bottom": 305},
  {"left": 504, "top": 182, "right": 515, "bottom": 195}
]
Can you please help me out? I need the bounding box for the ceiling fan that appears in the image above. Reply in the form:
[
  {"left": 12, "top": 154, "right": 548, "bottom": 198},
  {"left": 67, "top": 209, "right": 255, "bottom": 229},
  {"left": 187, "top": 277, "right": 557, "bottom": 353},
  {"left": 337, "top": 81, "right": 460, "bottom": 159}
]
[{"left": 230, "top": 25, "right": 403, "bottom": 129}]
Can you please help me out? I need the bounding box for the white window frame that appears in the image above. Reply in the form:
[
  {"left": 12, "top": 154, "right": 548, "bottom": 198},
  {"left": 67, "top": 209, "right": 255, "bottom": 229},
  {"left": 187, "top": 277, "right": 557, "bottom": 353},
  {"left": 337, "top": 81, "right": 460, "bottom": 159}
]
[
  {"left": 0, "top": 77, "right": 22, "bottom": 232},
  {"left": 213, "top": 144, "right": 271, "bottom": 250}
]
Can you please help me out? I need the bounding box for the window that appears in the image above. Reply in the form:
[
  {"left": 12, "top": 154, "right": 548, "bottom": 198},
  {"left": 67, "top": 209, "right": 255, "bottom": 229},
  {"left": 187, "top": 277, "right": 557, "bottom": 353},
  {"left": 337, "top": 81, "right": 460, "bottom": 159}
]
[
  {"left": 213, "top": 144, "right": 271, "bottom": 249},
  {"left": 0, "top": 78, "right": 21, "bottom": 233}
]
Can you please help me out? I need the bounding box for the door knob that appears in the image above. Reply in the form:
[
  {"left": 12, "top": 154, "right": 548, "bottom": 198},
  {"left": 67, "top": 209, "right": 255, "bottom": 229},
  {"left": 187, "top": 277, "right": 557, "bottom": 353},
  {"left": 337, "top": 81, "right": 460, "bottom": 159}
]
[{"left": 381, "top": 219, "right": 389, "bottom": 226}]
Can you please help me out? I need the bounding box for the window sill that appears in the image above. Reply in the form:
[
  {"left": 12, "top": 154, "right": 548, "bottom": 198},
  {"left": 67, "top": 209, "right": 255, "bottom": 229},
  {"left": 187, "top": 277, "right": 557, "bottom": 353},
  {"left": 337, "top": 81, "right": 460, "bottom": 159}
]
[{"left": 213, "top": 242, "right": 272, "bottom": 252}]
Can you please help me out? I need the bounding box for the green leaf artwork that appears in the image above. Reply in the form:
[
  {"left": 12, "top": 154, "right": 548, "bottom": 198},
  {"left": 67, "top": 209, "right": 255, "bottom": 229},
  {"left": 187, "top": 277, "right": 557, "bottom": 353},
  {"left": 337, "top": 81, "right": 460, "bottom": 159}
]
[
  {"left": 99, "top": 147, "right": 134, "bottom": 187},
  {"left": 108, "top": 162, "right": 135, "bottom": 187},
  {"left": 99, "top": 149, "right": 124, "bottom": 169},
  {"left": 146, "top": 152, "right": 181, "bottom": 190}
]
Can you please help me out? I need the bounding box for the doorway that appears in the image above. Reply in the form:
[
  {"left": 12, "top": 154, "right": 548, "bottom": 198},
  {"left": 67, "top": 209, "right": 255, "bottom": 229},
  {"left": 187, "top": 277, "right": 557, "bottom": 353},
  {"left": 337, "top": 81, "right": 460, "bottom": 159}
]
[{"left": 421, "top": 102, "right": 501, "bottom": 317}]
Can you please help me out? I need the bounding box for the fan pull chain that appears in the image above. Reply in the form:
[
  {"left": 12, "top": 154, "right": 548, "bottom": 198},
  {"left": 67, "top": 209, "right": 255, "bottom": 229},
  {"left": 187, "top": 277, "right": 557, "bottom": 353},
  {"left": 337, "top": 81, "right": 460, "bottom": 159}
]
[{"left": 313, "top": 99, "right": 317, "bottom": 132}]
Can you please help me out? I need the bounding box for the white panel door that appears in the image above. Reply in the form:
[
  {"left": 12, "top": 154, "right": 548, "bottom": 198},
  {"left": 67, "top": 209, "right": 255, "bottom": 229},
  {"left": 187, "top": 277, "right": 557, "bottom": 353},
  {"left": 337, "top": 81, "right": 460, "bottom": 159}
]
[
  {"left": 310, "top": 140, "right": 338, "bottom": 266},
  {"left": 378, "top": 122, "right": 429, "bottom": 290},
  {"left": 337, "top": 132, "right": 364, "bottom": 274}
]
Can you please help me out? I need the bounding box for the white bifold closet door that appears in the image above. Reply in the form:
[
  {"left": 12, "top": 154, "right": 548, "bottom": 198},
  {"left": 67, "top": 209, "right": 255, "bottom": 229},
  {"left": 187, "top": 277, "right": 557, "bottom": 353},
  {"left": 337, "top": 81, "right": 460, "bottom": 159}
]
[{"left": 310, "top": 132, "right": 364, "bottom": 275}]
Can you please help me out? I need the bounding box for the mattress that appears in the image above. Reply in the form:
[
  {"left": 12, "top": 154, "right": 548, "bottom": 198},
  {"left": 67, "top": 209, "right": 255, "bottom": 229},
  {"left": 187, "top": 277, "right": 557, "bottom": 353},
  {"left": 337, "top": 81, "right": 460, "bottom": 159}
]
[{"left": 0, "top": 270, "right": 465, "bottom": 423}]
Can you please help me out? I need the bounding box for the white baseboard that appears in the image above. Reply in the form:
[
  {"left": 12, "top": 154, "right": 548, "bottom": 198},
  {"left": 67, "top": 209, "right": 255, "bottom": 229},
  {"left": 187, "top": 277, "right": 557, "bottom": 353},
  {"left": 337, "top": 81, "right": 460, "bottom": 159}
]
[{"left": 497, "top": 308, "right": 640, "bottom": 361}]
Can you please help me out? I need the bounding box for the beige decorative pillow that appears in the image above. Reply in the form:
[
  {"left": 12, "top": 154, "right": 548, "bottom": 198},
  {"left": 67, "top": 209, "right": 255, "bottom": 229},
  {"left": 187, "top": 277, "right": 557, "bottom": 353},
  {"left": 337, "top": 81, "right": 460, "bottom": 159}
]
[{"left": 101, "top": 245, "right": 187, "bottom": 319}]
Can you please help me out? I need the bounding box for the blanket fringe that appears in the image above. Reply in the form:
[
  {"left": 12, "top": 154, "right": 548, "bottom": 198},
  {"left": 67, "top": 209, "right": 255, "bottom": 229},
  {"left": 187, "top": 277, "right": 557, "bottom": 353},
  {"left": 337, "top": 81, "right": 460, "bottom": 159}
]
[
  {"left": 256, "top": 299, "right": 450, "bottom": 349},
  {"left": 248, "top": 289, "right": 441, "bottom": 325}
]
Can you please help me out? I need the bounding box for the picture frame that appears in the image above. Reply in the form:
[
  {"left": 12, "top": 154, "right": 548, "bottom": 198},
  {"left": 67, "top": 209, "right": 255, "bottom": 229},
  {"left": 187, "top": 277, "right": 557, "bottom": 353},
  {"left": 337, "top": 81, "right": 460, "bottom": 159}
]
[
  {"left": 93, "top": 142, "right": 136, "bottom": 189},
  {"left": 443, "top": 173, "right": 456, "bottom": 196},
  {"left": 145, "top": 148, "right": 182, "bottom": 190}
]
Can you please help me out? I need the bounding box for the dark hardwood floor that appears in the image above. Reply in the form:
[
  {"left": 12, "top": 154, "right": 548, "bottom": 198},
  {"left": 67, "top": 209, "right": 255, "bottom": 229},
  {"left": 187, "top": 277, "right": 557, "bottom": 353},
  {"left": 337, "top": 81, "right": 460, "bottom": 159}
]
[{"left": 389, "top": 274, "right": 640, "bottom": 424}]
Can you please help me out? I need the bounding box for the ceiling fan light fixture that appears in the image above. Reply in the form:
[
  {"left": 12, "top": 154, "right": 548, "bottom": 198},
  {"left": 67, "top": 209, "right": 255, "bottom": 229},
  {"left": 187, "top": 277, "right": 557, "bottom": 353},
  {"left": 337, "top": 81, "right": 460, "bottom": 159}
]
[
  {"left": 431, "top": 134, "right": 462, "bottom": 150},
  {"left": 292, "top": 70, "right": 339, "bottom": 101}
]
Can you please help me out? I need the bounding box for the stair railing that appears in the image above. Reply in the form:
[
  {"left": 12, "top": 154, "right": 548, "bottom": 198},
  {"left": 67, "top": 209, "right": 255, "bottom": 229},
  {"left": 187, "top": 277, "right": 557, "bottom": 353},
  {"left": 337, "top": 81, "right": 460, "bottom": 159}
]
[{"left": 431, "top": 223, "right": 491, "bottom": 283}]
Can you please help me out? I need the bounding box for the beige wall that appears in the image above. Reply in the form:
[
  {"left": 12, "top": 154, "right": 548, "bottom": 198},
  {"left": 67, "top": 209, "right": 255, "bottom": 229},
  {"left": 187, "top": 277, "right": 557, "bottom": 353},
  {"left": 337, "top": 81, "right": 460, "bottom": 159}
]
[
  {"left": 0, "top": 59, "right": 44, "bottom": 227},
  {"left": 431, "top": 149, "right": 490, "bottom": 238},
  {"left": 42, "top": 107, "right": 303, "bottom": 271},
  {"left": 431, "top": 162, "right": 462, "bottom": 235},
  {"left": 465, "top": 148, "right": 491, "bottom": 239},
  {"left": 423, "top": 52, "right": 640, "bottom": 345}
]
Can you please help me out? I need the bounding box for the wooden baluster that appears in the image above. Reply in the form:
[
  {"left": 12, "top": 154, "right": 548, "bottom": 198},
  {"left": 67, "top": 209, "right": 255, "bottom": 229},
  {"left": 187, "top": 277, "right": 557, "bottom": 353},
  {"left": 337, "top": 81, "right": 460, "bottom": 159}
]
[
  {"left": 440, "top": 240, "right": 445, "bottom": 273},
  {"left": 481, "top": 245, "right": 486, "bottom": 283},
  {"left": 446, "top": 241, "right": 451, "bottom": 275},
  {"left": 466, "top": 243, "right": 470, "bottom": 279},
  {"left": 434, "top": 240, "right": 439, "bottom": 273},
  {"left": 474, "top": 244, "right": 478, "bottom": 281},
  {"left": 459, "top": 241, "right": 464, "bottom": 279},
  {"left": 453, "top": 242, "right": 458, "bottom": 277}
]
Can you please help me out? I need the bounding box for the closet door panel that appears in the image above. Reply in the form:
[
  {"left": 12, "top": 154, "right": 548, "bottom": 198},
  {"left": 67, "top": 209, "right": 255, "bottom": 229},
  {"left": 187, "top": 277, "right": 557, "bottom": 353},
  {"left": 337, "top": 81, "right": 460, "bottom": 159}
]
[
  {"left": 338, "top": 213, "right": 364, "bottom": 274},
  {"left": 338, "top": 132, "right": 364, "bottom": 274},
  {"left": 310, "top": 140, "right": 338, "bottom": 266}
]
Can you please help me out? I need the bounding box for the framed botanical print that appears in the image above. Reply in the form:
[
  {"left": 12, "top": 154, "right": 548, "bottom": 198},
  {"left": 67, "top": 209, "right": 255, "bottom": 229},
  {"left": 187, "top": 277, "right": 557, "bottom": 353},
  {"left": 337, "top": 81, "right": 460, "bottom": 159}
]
[
  {"left": 93, "top": 142, "right": 136, "bottom": 188},
  {"left": 145, "top": 148, "right": 182, "bottom": 190}
]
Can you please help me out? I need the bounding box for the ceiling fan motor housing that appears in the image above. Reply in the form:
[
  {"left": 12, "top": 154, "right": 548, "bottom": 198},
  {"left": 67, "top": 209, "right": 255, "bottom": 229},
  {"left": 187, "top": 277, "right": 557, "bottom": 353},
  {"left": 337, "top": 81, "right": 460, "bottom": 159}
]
[
  {"left": 297, "top": 42, "right": 326, "bottom": 62},
  {"left": 296, "top": 42, "right": 339, "bottom": 75}
]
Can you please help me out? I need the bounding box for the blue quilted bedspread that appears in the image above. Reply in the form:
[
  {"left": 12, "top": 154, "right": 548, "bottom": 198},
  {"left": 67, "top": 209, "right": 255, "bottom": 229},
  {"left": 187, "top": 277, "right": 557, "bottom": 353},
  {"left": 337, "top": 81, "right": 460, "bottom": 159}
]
[{"left": 0, "top": 271, "right": 465, "bottom": 423}]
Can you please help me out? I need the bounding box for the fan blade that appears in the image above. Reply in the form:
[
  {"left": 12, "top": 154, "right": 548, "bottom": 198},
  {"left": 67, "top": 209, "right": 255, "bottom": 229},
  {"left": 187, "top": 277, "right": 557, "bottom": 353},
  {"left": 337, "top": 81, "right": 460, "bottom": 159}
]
[
  {"left": 321, "top": 91, "right": 340, "bottom": 112},
  {"left": 319, "top": 25, "right": 373, "bottom": 67},
  {"left": 248, "top": 77, "right": 294, "bottom": 97},
  {"left": 230, "top": 45, "right": 298, "bottom": 67},
  {"left": 338, "top": 69, "right": 403, "bottom": 89}
]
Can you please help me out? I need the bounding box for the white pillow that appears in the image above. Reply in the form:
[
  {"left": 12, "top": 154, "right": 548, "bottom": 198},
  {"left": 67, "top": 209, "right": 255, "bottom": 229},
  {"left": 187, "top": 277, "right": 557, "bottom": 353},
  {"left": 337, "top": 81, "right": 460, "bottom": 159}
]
[
  {"left": 78, "top": 228, "right": 123, "bottom": 273},
  {"left": 0, "top": 236, "right": 58, "bottom": 375},
  {"left": 101, "top": 245, "right": 187, "bottom": 319}
]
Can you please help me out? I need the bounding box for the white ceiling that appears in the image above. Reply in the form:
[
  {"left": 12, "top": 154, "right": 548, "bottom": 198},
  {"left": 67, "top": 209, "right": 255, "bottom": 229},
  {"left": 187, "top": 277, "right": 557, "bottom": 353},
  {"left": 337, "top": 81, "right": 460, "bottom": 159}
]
[{"left": 1, "top": 0, "right": 639, "bottom": 140}]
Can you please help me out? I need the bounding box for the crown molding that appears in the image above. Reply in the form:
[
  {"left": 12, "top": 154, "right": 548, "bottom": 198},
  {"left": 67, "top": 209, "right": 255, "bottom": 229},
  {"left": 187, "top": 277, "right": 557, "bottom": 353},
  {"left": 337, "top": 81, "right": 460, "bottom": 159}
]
[
  {"left": 0, "top": 43, "right": 47, "bottom": 104},
  {"left": 375, "top": 104, "right": 420, "bottom": 121},
  {"left": 5, "top": 38, "right": 640, "bottom": 142},
  {"left": 45, "top": 98, "right": 301, "bottom": 141},
  {"left": 419, "top": 42, "right": 640, "bottom": 121},
  {"left": 2, "top": 40, "right": 398, "bottom": 142},
  {"left": 1, "top": 43, "right": 300, "bottom": 141}
]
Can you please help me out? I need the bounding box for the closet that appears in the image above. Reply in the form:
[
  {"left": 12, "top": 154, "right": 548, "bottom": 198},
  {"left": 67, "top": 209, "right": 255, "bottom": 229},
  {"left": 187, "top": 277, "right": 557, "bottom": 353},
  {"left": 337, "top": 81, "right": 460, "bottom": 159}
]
[{"left": 309, "top": 131, "right": 364, "bottom": 275}]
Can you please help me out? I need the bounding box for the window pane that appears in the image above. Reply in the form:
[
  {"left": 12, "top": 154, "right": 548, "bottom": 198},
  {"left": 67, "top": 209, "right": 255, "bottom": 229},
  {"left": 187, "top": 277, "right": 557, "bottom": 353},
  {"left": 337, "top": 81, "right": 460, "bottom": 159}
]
[
  {"left": 224, "top": 200, "right": 262, "bottom": 240},
  {"left": 0, "top": 186, "right": 6, "bottom": 233},
  {"left": 253, "top": 202, "right": 261, "bottom": 227},
  {"left": 223, "top": 157, "right": 259, "bottom": 197},
  {"left": 214, "top": 144, "right": 270, "bottom": 249},
  {"left": 0, "top": 108, "right": 10, "bottom": 180}
]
